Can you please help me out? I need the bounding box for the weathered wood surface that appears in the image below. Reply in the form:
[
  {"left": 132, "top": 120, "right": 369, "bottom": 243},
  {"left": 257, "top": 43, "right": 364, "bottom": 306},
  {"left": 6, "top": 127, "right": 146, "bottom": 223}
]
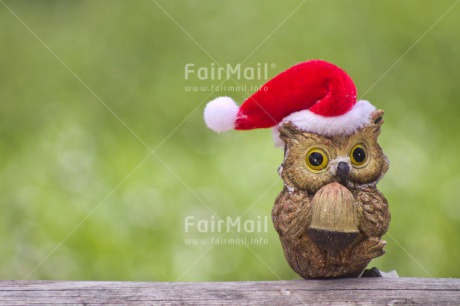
[{"left": 0, "top": 278, "right": 459, "bottom": 305}]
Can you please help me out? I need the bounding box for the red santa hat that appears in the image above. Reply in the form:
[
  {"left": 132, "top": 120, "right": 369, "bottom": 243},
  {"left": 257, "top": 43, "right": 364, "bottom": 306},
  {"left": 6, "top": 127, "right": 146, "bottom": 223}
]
[{"left": 203, "top": 60, "right": 376, "bottom": 146}]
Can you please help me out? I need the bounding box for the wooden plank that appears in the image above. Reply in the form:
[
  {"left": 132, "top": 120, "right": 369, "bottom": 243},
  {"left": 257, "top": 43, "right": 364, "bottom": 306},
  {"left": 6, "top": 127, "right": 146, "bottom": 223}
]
[{"left": 0, "top": 278, "right": 459, "bottom": 305}]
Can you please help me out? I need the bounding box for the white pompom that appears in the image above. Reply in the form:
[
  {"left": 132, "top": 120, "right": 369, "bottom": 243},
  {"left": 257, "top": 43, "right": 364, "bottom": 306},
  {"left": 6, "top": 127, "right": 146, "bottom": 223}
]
[{"left": 204, "top": 96, "right": 239, "bottom": 133}]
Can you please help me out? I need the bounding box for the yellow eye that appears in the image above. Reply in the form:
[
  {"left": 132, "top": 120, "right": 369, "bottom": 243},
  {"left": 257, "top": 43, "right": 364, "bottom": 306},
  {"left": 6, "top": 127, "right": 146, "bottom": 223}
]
[
  {"left": 306, "top": 148, "right": 329, "bottom": 172},
  {"left": 350, "top": 144, "right": 368, "bottom": 166}
]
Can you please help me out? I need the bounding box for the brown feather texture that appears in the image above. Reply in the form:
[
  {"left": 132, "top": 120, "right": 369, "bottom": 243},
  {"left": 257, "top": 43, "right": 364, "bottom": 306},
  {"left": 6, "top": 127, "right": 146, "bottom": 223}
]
[{"left": 272, "top": 110, "right": 390, "bottom": 279}]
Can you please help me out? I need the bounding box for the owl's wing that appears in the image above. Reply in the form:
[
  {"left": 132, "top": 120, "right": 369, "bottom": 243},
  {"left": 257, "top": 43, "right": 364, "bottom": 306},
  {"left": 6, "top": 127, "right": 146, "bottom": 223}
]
[
  {"left": 272, "top": 188, "right": 312, "bottom": 240},
  {"left": 356, "top": 188, "right": 390, "bottom": 238}
]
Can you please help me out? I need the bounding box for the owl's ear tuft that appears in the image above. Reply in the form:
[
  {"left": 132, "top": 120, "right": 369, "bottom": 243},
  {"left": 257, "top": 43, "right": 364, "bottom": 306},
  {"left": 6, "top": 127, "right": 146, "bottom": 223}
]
[
  {"left": 370, "top": 110, "right": 384, "bottom": 127},
  {"left": 278, "top": 122, "right": 302, "bottom": 142}
]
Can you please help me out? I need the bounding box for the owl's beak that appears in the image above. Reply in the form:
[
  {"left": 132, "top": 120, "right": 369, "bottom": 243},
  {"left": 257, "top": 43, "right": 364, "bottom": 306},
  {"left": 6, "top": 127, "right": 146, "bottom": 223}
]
[{"left": 336, "top": 162, "right": 350, "bottom": 182}]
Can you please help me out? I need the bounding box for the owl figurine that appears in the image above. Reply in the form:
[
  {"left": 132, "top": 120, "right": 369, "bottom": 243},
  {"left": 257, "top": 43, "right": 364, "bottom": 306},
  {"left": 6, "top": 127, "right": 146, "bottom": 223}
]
[
  {"left": 273, "top": 112, "right": 389, "bottom": 279},
  {"left": 204, "top": 60, "right": 390, "bottom": 279}
]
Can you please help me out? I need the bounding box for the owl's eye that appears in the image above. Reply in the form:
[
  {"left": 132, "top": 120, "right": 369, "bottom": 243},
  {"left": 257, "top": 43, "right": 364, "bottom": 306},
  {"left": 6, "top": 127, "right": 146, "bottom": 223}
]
[
  {"left": 350, "top": 144, "right": 367, "bottom": 166},
  {"left": 306, "top": 148, "right": 329, "bottom": 171}
]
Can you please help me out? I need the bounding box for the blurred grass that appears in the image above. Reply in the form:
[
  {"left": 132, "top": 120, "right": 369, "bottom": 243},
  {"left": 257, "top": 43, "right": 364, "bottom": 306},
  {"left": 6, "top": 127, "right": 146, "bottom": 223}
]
[{"left": 1, "top": 0, "right": 460, "bottom": 281}]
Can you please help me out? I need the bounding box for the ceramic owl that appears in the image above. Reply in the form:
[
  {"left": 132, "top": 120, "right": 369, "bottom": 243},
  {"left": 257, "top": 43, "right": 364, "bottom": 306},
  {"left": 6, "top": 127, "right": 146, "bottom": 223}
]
[
  {"left": 272, "top": 111, "right": 389, "bottom": 279},
  {"left": 204, "top": 60, "right": 390, "bottom": 279}
]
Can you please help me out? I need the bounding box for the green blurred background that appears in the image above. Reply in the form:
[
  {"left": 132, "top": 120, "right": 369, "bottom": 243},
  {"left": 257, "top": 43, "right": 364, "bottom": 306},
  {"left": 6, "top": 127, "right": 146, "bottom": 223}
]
[{"left": 1, "top": 0, "right": 460, "bottom": 281}]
